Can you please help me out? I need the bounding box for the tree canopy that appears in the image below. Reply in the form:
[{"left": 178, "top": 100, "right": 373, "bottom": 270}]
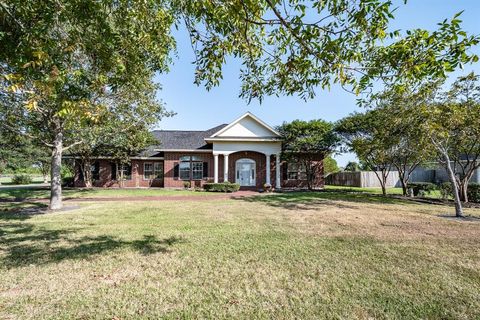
[
  {"left": 278, "top": 119, "right": 339, "bottom": 189},
  {"left": 180, "top": 0, "right": 478, "bottom": 100},
  {"left": 0, "top": 0, "right": 173, "bottom": 208}
]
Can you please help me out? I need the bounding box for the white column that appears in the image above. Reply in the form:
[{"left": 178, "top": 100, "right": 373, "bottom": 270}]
[
  {"left": 214, "top": 154, "right": 219, "bottom": 183},
  {"left": 275, "top": 153, "right": 281, "bottom": 189},
  {"left": 223, "top": 154, "right": 229, "bottom": 182},
  {"left": 265, "top": 154, "right": 271, "bottom": 185}
]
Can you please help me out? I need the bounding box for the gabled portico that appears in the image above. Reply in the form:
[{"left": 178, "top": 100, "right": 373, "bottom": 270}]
[{"left": 205, "top": 112, "right": 282, "bottom": 189}]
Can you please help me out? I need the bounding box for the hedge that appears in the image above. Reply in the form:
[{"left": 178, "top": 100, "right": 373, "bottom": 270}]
[
  {"left": 467, "top": 183, "right": 480, "bottom": 203},
  {"left": 438, "top": 182, "right": 480, "bottom": 203},
  {"left": 439, "top": 182, "right": 452, "bottom": 200},
  {"left": 203, "top": 182, "right": 240, "bottom": 193},
  {"left": 11, "top": 174, "right": 32, "bottom": 185},
  {"left": 406, "top": 182, "right": 437, "bottom": 196}
]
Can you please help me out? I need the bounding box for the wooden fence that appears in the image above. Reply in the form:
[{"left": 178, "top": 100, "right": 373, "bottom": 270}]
[{"left": 326, "top": 171, "right": 401, "bottom": 188}]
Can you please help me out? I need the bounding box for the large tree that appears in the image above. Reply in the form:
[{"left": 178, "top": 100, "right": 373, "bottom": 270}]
[
  {"left": 180, "top": 1, "right": 478, "bottom": 100},
  {"left": 335, "top": 110, "right": 396, "bottom": 195},
  {"left": 363, "top": 85, "right": 436, "bottom": 195},
  {"left": 0, "top": 0, "right": 173, "bottom": 209},
  {"left": 440, "top": 73, "right": 480, "bottom": 203},
  {"left": 415, "top": 75, "right": 480, "bottom": 217},
  {"left": 67, "top": 82, "right": 168, "bottom": 188},
  {"left": 277, "top": 119, "right": 340, "bottom": 190}
]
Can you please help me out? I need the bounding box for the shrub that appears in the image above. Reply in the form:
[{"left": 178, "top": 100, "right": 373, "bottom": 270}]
[
  {"left": 467, "top": 183, "right": 480, "bottom": 203},
  {"left": 183, "top": 181, "right": 191, "bottom": 189},
  {"left": 406, "top": 182, "right": 437, "bottom": 197},
  {"left": 203, "top": 182, "right": 240, "bottom": 193},
  {"left": 438, "top": 182, "right": 480, "bottom": 203},
  {"left": 62, "top": 176, "right": 74, "bottom": 187},
  {"left": 439, "top": 182, "right": 452, "bottom": 200},
  {"left": 11, "top": 174, "right": 32, "bottom": 185}
]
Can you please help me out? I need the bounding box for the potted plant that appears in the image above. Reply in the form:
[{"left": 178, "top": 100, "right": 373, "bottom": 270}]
[{"left": 263, "top": 183, "right": 272, "bottom": 192}]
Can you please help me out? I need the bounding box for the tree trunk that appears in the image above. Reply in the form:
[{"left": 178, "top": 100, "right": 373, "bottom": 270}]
[
  {"left": 81, "top": 161, "right": 92, "bottom": 188},
  {"left": 372, "top": 168, "right": 388, "bottom": 196},
  {"left": 443, "top": 153, "right": 464, "bottom": 217},
  {"left": 49, "top": 127, "right": 63, "bottom": 210},
  {"left": 459, "top": 180, "right": 469, "bottom": 203},
  {"left": 118, "top": 164, "right": 124, "bottom": 188},
  {"left": 380, "top": 174, "right": 387, "bottom": 196},
  {"left": 400, "top": 179, "right": 408, "bottom": 196}
]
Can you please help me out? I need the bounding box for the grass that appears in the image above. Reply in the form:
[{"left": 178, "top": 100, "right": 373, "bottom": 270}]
[
  {"left": 0, "top": 175, "right": 48, "bottom": 185},
  {"left": 325, "top": 185, "right": 444, "bottom": 198},
  {"left": 0, "top": 191, "right": 479, "bottom": 319},
  {"left": 0, "top": 186, "right": 215, "bottom": 200}
]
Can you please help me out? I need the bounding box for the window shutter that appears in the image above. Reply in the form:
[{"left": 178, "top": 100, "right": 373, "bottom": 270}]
[
  {"left": 173, "top": 162, "right": 179, "bottom": 180},
  {"left": 282, "top": 163, "right": 288, "bottom": 181},
  {"left": 203, "top": 162, "right": 208, "bottom": 178},
  {"left": 111, "top": 163, "right": 117, "bottom": 180}
]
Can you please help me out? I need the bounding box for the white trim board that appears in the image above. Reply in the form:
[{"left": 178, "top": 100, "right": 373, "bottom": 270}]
[{"left": 209, "top": 111, "right": 281, "bottom": 138}]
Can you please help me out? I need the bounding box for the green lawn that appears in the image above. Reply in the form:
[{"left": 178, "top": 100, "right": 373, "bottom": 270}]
[
  {"left": 1, "top": 192, "right": 479, "bottom": 319},
  {"left": 0, "top": 175, "right": 48, "bottom": 185},
  {"left": 0, "top": 186, "right": 214, "bottom": 200},
  {"left": 325, "top": 185, "right": 444, "bottom": 198}
]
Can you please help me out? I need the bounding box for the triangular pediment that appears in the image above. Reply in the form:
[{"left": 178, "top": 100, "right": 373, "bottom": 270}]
[{"left": 210, "top": 112, "right": 280, "bottom": 138}]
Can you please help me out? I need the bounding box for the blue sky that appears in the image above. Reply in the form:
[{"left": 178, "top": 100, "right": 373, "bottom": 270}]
[{"left": 156, "top": 0, "right": 480, "bottom": 166}]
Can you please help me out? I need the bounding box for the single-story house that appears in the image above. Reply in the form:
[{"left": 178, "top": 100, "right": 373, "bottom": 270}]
[{"left": 73, "top": 112, "right": 325, "bottom": 190}]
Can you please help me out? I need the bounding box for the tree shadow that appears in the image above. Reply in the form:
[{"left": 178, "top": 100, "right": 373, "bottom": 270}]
[
  {"left": 0, "top": 187, "right": 50, "bottom": 201},
  {"left": 0, "top": 217, "right": 184, "bottom": 268},
  {"left": 0, "top": 201, "right": 49, "bottom": 217},
  {"left": 234, "top": 189, "right": 410, "bottom": 211}
]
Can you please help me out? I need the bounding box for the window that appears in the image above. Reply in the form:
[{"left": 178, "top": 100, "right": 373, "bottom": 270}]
[
  {"left": 178, "top": 156, "right": 205, "bottom": 180},
  {"left": 144, "top": 162, "right": 163, "bottom": 180},
  {"left": 192, "top": 162, "right": 203, "bottom": 180},
  {"left": 110, "top": 163, "right": 117, "bottom": 180},
  {"left": 144, "top": 163, "right": 153, "bottom": 180},
  {"left": 118, "top": 163, "right": 132, "bottom": 180},
  {"left": 179, "top": 161, "right": 191, "bottom": 180},
  {"left": 287, "top": 163, "right": 307, "bottom": 180},
  {"left": 154, "top": 162, "right": 163, "bottom": 179}
]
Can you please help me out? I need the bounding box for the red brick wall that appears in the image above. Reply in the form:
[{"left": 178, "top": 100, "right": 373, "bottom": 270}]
[
  {"left": 74, "top": 159, "right": 164, "bottom": 188},
  {"left": 163, "top": 152, "right": 214, "bottom": 188},
  {"left": 281, "top": 155, "right": 325, "bottom": 189},
  {"left": 72, "top": 152, "right": 324, "bottom": 189}
]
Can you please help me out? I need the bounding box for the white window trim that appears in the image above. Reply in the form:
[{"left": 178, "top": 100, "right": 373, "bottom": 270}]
[
  {"left": 143, "top": 162, "right": 153, "bottom": 180},
  {"left": 179, "top": 156, "right": 204, "bottom": 181},
  {"left": 118, "top": 163, "right": 132, "bottom": 181},
  {"left": 143, "top": 162, "right": 163, "bottom": 180}
]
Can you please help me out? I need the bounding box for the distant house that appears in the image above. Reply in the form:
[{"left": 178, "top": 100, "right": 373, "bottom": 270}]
[{"left": 73, "top": 112, "right": 325, "bottom": 190}]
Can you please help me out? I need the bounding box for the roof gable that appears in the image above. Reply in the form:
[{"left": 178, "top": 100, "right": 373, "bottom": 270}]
[{"left": 210, "top": 112, "right": 280, "bottom": 138}]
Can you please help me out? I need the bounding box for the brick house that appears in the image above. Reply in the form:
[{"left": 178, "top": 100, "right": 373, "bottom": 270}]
[{"left": 73, "top": 112, "right": 325, "bottom": 190}]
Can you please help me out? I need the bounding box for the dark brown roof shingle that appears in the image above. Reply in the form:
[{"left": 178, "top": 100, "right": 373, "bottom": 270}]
[{"left": 151, "top": 124, "right": 227, "bottom": 151}]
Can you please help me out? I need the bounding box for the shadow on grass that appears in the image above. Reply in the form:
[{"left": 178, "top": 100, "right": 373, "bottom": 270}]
[
  {"left": 0, "top": 187, "right": 98, "bottom": 201},
  {"left": 0, "top": 186, "right": 51, "bottom": 201},
  {"left": 0, "top": 212, "right": 183, "bottom": 268},
  {"left": 235, "top": 189, "right": 410, "bottom": 211},
  {"left": 0, "top": 202, "right": 49, "bottom": 217}
]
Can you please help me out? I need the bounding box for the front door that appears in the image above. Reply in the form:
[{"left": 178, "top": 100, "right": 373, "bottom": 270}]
[{"left": 236, "top": 159, "right": 256, "bottom": 186}]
